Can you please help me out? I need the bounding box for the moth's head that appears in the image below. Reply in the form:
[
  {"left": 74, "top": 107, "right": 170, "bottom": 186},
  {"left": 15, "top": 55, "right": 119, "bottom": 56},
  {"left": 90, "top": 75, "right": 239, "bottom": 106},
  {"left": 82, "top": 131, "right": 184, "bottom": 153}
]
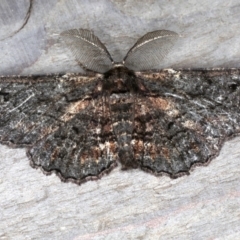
[
  {"left": 105, "top": 62, "right": 135, "bottom": 80},
  {"left": 102, "top": 63, "right": 137, "bottom": 92}
]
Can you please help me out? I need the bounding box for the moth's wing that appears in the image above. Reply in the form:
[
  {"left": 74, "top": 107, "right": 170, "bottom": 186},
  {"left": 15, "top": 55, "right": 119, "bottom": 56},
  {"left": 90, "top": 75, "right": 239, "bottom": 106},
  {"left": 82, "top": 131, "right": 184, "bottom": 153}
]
[
  {"left": 0, "top": 75, "right": 117, "bottom": 183},
  {"left": 124, "top": 30, "right": 178, "bottom": 71},
  {"left": 0, "top": 74, "right": 97, "bottom": 146},
  {"left": 28, "top": 96, "right": 118, "bottom": 183},
  {"left": 61, "top": 29, "right": 113, "bottom": 73},
  {"left": 132, "top": 69, "right": 240, "bottom": 177}
]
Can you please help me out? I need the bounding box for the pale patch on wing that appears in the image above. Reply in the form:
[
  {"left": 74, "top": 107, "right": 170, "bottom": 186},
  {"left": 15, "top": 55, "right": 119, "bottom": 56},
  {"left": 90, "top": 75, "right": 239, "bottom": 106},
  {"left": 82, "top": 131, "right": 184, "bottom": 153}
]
[
  {"left": 131, "top": 139, "right": 144, "bottom": 160},
  {"left": 62, "top": 73, "right": 102, "bottom": 84},
  {"left": 182, "top": 120, "right": 198, "bottom": 130},
  {"left": 136, "top": 69, "right": 179, "bottom": 81},
  {"left": 148, "top": 97, "right": 179, "bottom": 117},
  {"left": 60, "top": 99, "right": 90, "bottom": 122},
  {"left": 148, "top": 97, "right": 170, "bottom": 110},
  {"left": 136, "top": 71, "right": 168, "bottom": 81},
  {"left": 79, "top": 141, "right": 118, "bottom": 164}
]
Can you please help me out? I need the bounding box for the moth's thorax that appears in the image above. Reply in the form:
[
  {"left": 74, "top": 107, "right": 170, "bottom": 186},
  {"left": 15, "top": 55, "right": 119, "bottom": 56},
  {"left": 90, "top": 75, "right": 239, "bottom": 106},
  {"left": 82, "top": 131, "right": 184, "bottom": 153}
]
[{"left": 103, "top": 66, "right": 138, "bottom": 93}]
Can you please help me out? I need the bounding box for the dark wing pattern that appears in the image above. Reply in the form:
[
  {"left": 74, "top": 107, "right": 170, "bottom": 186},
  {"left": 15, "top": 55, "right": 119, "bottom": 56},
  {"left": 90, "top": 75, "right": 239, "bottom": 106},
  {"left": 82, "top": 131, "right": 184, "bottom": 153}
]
[
  {"left": 0, "top": 75, "right": 117, "bottom": 183},
  {"left": 61, "top": 29, "right": 113, "bottom": 73},
  {"left": 124, "top": 30, "right": 178, "bottom": 71},
  {"left": 132, "top": 69, "right": 240, "bottom": 177},
  {"left": 1, "top": 28, "right": 239, "bottom": 184}
]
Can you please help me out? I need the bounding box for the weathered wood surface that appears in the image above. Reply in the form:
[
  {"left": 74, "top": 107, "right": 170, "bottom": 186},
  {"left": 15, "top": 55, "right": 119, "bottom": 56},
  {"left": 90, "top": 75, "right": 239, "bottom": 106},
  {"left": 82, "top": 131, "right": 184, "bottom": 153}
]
[{"left": 0, "top": 0, "right": 239, "bottom": 239}]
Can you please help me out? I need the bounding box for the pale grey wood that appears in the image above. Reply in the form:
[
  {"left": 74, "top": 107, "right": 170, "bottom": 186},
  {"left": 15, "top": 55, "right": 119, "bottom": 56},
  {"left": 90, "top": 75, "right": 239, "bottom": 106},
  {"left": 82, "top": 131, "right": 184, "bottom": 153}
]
[{"left": 0, "top": 0, "right": 240, "bottom": 239}]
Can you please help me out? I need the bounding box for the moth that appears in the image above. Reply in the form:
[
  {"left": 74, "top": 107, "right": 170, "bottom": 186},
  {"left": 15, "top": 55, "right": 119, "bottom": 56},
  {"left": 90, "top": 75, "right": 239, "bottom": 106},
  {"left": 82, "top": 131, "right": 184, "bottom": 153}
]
[{"left": 0, "top": 29, "right": 240, "bottom": 185}]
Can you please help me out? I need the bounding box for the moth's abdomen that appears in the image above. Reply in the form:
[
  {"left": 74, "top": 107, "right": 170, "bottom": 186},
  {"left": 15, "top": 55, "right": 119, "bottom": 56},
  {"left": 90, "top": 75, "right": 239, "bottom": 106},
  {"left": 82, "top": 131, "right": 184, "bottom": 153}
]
[{"left": 109, "top": 93, "right": 137, "bottom": 168}]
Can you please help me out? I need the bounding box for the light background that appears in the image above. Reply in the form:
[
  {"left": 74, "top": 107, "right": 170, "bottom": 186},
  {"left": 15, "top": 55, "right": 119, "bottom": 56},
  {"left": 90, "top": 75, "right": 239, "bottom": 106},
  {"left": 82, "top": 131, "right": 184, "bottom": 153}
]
[{"left": 0, "top": 0, "right": 240, "bottom": 239}]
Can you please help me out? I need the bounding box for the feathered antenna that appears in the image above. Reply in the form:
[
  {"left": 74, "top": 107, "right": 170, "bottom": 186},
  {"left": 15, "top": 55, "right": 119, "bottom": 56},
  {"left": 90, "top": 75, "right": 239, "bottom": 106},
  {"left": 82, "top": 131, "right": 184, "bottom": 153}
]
[
  {"left": 61, "top": 29, "right": 114, "bottom": 73},
  {"left": 123, "top": 30, "right": 178, "bottom": 71}
]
